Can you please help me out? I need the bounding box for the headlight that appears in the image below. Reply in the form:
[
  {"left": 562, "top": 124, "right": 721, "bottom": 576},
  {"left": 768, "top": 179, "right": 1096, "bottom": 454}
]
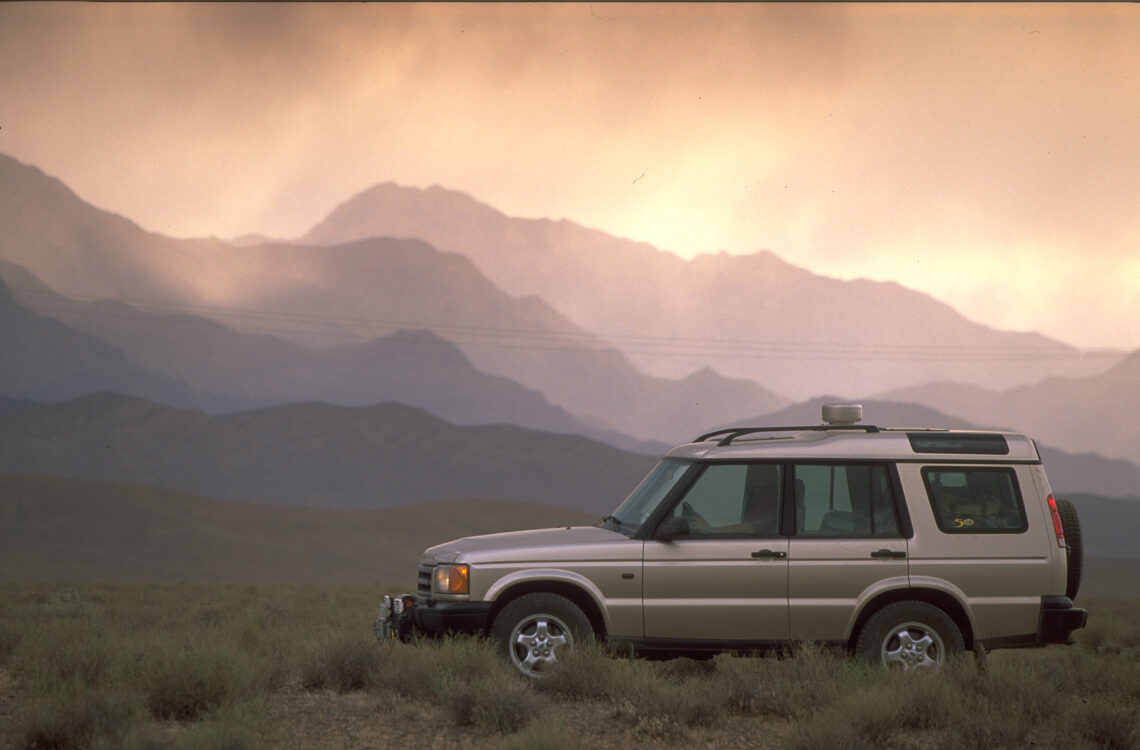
[{"left": 433, "top": 564, "right": 469, "bottom": 595}]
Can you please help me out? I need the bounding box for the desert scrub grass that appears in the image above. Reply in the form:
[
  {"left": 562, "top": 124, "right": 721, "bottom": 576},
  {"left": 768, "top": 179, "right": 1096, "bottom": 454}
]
[
  {"left": 14, "top": 687, "right": 145, "bottom": 750},
  {"left": 130, "top": 642, "right": 263, "bottom": 721},
  {"left": 300, "top": 635, "right": 382, "bottom": 692},
  {"left": 709, "top": 643, "right": 853, "bottom": 720},
  {"left": 534, "top": 642, "right": 641, "bottom": 701},
  {"left": 158, "top": 698, "right": 271, "bottom": 750},
  {"left": 621, "top": 670, "right": 728, "bottom": 736},
  {"left": 1076, "top": 597, "right": 1140, "bottom": 655},
  {"left": 365, "top": 634, "right": 547, "bottom": 733},
  {"left": 1070, "top": 694, "right": 1139, "bottom": 750},
  {"left": 368, "top": 634, "right": 510, "bottom": 702},
  {"left": 782, "top": 658, "right": 972, "bottom": 750},
  {"left": 440, "top": 670, "right": 546, "bottom": 734},
  {"left": 8, "top": 619, "right": 116, "bottom": 693},
  {"left": 497, "top": 718, "right": 580, "bottom": 750}
]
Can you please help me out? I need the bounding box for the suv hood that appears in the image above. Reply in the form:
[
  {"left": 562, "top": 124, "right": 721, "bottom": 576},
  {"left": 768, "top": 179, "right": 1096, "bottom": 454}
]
[{"left": 421, "top": 526, "right": 636, "bottom": 565}]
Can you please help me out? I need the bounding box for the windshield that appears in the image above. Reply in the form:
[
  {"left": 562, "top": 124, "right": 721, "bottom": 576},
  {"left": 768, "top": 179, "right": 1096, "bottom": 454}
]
[{"left": 600, "top": 459, "right": 693, "bottom": 536}]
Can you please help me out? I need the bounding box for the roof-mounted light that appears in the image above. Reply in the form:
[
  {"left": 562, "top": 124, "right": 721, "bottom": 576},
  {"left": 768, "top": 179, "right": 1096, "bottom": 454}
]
[{"left": 822, "top": 403, "right": 863, "bottom": 426}]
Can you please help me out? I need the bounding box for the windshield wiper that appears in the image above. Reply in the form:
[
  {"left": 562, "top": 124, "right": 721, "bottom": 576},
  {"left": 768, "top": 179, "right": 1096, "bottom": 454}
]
[
  {"left": 597, "top": 515, "right": 634, "bottom": 536},
  {"left": 598, "top": 514, "right": 623, "bottom": 530}
]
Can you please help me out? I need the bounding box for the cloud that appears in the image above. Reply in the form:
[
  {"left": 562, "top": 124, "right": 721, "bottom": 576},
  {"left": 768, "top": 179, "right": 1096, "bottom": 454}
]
[{"left": 0, "top": 2, "right": 1137, "bottom": 349}]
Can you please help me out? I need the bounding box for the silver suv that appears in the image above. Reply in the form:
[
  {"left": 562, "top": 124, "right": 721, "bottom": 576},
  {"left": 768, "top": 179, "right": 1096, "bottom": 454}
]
[{"left": 378, "top": 405, "right": 1087, "bottom": 676}]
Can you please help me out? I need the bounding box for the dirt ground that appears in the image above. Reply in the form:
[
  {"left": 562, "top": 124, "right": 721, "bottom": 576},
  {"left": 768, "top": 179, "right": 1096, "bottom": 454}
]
[
  {"left": 263, "top": 686, "right": 798, "bottom": 750},
  {"left": 0, "top": 666, "right": 801, "bottom": 750}
]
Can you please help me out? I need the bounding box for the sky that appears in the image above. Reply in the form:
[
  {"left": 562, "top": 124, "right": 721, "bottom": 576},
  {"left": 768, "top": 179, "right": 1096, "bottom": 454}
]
[{"left": 1, "top": 2, "right": 1138, "bottom": 351}]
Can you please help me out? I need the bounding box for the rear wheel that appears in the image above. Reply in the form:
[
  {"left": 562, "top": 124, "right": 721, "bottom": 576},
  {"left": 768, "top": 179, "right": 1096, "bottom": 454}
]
[
  {"left": 1055, "top": 497, "right": 1083, "bottom": 600},
  {"left": 856, "top": 601, "right": 964, "bottom": 671},
  {"left": 490, "top": 593, "right": 593, "bottom": 678}
]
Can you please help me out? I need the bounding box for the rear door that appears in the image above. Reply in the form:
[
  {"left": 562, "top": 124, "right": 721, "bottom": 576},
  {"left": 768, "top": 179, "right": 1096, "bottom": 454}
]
[
  {"left": 900, "top": 463, "right": 1051, "bottom": 639},
  {"left": 787, "top": 462, "right": 909, "bottom": 641}
]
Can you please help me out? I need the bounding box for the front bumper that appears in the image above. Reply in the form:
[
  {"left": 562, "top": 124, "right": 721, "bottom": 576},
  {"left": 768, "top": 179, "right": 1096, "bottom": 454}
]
[{"left": 375, "top": 594, "right": 493, "bottom": 641}]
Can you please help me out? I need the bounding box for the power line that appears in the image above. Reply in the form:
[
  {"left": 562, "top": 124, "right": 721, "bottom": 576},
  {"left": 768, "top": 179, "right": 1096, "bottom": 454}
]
[{"left": 3, "top": 284, "right": 1112, "bottom": 363}]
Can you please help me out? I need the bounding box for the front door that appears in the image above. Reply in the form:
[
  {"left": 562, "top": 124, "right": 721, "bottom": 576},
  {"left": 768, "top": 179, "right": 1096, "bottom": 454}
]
[{"left": 642, "top": 463, "right": 790, "bottom": 642}]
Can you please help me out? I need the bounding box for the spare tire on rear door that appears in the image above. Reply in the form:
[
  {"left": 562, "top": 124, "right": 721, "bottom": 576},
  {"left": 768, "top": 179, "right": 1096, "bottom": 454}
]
[{"left": 1055, "top": 497, "right": 1083, "bottom": 601}]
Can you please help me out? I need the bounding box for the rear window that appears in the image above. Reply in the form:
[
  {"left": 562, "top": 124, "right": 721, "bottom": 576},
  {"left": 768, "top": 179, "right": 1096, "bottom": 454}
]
[
  {"left": 908, "top": 433, "right": 1009, "bottom": 455},
  {"left": 922, "top": 467, "right": 1027, "bottom": 533}
]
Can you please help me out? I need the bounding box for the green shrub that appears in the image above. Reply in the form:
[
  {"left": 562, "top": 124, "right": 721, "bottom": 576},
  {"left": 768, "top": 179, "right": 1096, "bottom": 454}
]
[
  {"left": 301, "top": 636, "right": 381, "bottom": 692},
  {"left": 440, "top": 671, "right": 543, "bottom": 734},
  {"left": 16, "top": 689, "right": 143, "bottom": 750},
  {"left": 9, "top": 622, "right": 114, "bottom": 692},
  {"left": 1072, "top": 694, "right": 1139, "bottom": 750},
  {"left": 369, "top": 635, "right": 507, "bottom": 703},
  {"left": 134, "top": 645, "right": 259, "bottom": 721},
  {"left": 497, "top": 719, "right": 579, "bottom": 750},
  {"left": 534, "top": 642, "right": 639, "bottom": 701}
]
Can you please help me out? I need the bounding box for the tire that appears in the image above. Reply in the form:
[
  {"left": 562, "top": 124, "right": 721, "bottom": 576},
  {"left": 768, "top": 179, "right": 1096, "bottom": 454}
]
[
  {"left": 490, "top": 593, "right": 593, "bottom": 678},
  {"left": 856, "top": 601, "right": 964, "bottom": 671},
  {"left": 1055, "top": 497, "right": 1083, "bottom": 601}
]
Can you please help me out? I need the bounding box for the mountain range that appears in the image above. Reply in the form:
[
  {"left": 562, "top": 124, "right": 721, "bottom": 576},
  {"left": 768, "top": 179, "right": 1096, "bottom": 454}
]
[
  {"left": 302, "top": 181, "right": 1123, "bottom": 398},
  {"left": 3, "top": 152, "right": 1137, "bottom": 460},
  {"left": 0, "top": 392, "right": 1134, "bottom": 510},
  {"left": 0, "top": 392, "right": 658, "bottom": 512},
  {"left": 0, "top": 474, "right": 596, "bottom": 585},
  {"left": 1, "top": 474, "right": 1135, "bottom": 595},
  {"left": 0, "top": 154, "right": 790, "bottom": 444},
  {"left": 0, "top": 268, "right": 666, "bottom": 452},
  {"left": 1, "top": 147, "right": 1138, "bottom": 586}
]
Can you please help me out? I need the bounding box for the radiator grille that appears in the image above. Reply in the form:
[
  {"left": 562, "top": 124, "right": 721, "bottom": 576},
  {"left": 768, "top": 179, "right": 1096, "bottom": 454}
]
[{"left": 417, "top": 565, "right": 433, "bottom": 597}]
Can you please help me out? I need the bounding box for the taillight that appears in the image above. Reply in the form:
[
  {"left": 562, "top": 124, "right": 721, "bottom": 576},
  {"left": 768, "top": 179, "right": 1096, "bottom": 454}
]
[{"left": 1047, "top": 494, "right": 1066, "bottom": 549}]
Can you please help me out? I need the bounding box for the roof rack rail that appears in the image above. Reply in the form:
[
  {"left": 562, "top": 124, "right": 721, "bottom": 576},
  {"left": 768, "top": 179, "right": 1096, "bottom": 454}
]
[{"left": 695, "top": 424, "right": 882, "bottom": 446}]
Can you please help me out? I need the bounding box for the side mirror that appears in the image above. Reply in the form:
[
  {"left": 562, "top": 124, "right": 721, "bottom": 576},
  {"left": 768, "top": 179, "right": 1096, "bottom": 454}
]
[{"left": 656, "top": 516, "right": 690, "bottom": 540}]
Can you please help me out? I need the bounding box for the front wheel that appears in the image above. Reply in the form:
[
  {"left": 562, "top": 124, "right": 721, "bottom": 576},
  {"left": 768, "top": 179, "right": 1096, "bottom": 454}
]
[
  {"left": 490, "top": 593, "right": 593, "bottom": 678},
  {"left": 856, "top": 601, "right": 964, "bottom": 671}
]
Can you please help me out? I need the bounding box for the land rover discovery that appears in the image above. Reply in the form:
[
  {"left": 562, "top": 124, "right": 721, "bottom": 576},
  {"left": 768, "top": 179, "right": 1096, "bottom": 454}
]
[{"left": 377, "top": 405, "right": 1087, "bottom": 677}]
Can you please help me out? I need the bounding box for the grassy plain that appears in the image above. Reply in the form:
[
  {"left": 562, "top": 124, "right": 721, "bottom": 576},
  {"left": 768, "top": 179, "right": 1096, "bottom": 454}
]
[{"left": 0, "top": 582, "right": 1137, "bottom": 750}]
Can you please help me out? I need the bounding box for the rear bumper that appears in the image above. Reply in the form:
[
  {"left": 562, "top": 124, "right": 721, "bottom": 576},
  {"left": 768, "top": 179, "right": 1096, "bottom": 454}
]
[
  {"left": 975, "top": 596, "right": 1087, "bottom": 651},
  {"left": 376, "top": 595, "right": 493, "bottom": 641},
  {"left": 1037, "top": 595, "right": 1088, "bottom": 645}
]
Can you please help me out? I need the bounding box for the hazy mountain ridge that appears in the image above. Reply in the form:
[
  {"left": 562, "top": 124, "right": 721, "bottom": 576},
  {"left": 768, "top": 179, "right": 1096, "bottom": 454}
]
[
  {"left": 1, "top": 263, "right": 662, "bottom": 452},
  {"left": 302, "top": 181, "right": 1121, "bottom": 398},
  {"left": 2, "top": 151, "right": 1136, "bottom": 463},
  {"left": 0, "top": 277, "right": 208, "bottom": 408},
  {"left": 875, "top": 352, "right": 1140, "bottom": 465},
  {"left": 1, "top": 474, "right": 1134, "bottom": 592},
  {"left": 0, "top": 155, "right": 788, "bottom": 443},
  {"left": 0, "top": 474, "right": 596, "bottom": 585},
  {"left": 735, "top": 398, "right": 1140, "bottom": 500},
  {"left": 0, "top": 393, "right": 658, "bottom": 513},
  {"left": 0, "top": 392, "right": 1134, "bottom": 522},
  {"left": 0, "top": 153, "right": 233, "bottom": 306}
]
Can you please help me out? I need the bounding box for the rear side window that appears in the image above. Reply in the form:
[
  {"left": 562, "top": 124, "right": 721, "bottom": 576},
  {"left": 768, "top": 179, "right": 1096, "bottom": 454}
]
[
  {"left": 794, "top": 463, "right": 900, "bottom": 537},
  {"left": 922, "top": 467, "right": 1027, "bottom": 533}
]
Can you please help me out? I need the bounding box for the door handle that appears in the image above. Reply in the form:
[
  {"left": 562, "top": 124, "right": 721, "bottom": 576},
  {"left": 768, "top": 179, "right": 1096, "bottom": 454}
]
[
  {"left": 870, "top": 549, "right": 907, "bottom": 559},
  {"left": 751, "top": 549, "right": 787, "bottom": 559}
]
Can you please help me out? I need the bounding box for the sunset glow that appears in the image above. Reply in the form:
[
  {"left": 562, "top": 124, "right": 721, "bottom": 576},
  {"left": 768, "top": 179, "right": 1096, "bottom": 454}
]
[{"left": 1, "top": 2, "right": 1137, "bottom": 349}]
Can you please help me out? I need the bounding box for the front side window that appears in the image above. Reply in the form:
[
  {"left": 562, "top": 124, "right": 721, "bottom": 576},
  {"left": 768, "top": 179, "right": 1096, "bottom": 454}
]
[
  {"left": 922, "top": 467, "right": 1027, "bottom": 533},
  {"left": 667, "top": 463, "right": 782, "bottom": 537},
  {"left": 794, "top": 463, "right": 900, "bottom": 537}
]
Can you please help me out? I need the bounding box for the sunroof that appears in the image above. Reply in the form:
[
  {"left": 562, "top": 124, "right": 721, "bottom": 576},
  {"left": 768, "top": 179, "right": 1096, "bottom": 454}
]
[{"left": 907, "top": 433, "right": 1009, "bottom": 455}]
